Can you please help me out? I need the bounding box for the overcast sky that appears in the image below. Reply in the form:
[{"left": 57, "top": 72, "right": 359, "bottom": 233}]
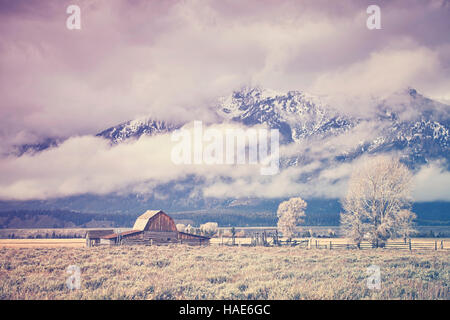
[
  {"left": 1, "top": 0, "right": 449, "bottom": 144},
  {"left": 0, "top": 0, "right": 449, "bottom": 201}
]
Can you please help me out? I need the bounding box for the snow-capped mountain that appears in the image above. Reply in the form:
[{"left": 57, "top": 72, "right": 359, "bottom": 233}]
[
  {"left": 96, "top": 118, "right": 180, "bottom": 143},
  {"left": 14, "top": 87, "right": 450, "bottom": 169},
  {"left": 340, "top": 89, "right": 449, "bottom": 167},
  {"left": 217, "top": 87, "right": 354, "bottom": 143},
  {"left": 214, "top": 87, "right": 449, "bottom": 169}
]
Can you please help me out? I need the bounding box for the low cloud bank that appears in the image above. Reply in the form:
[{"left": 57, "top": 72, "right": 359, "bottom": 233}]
[{"left": 0, "top": 121, "right": 448, "bottom": 202}]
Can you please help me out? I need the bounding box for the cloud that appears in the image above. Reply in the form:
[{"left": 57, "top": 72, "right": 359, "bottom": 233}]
[
  {"left": 0, "top": 0, "right": 449, "bottom": 203},
  {"left": 0, "top": 120, "right": 447, "bottom": 202},
  {"left": 0, "top": 134, "right": 178, "bottom": 200},
  {"left": 202, "top": 165, "right": 351, "bottom": 199},
  {"left": 0, "top": 122, "right": 276, "bottom": 200},
  {"left": 412, "top": 161, "right": 450, "bottom": 201},
  {"left": 311, "top": 47, "right": 441, "bottom": 112},
  {"left": 0, "top": 119, "right": 354, "bottom": 200},
  {"left": 1, "top": 0, "right": 449, "bottom": 148}
]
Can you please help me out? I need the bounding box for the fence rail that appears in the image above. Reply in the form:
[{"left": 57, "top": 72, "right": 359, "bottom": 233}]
[
  {"left": 312, "top": 239, "right": 448, "bottom": 250},
  {"left": 215, "top": 237, "right": 449, "bottom": 251}
]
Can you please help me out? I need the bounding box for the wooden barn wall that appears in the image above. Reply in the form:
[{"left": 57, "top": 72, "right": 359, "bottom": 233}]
[
  {"left": 179, "top": 238, "right": 210, "bottom": 245},
  {"left": 178, "top": 232, "right": 210, "bottom": 245},
  {"left": 122, "top": 232, "right": 143, "bottom": 240},
  {"left": 145, "top": 213, "right": 177, "bottom": 232},
  {"left": 178, "top": 232, "right": 208, "bottom": 240},
  {"left": 118, "top": 231, "right": 209, "bottom": 246},
  {"left": 120, "top": 231, "right": 178, "bottom": 245},
  {"left": 100, "top": 238, "right": 115, "bottom": 245},
  {"left": 143, "top": 231, "right": 178, "bottom": 241}
]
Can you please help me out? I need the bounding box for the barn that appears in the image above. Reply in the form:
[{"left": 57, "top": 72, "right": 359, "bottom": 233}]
[{"left": 87, "top": 210, "right": 209, "bottom": 247}]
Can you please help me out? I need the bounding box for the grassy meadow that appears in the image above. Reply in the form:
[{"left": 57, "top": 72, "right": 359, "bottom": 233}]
[
  {"left": 0, "top": 245, "right": 448, "bottom": 300},
  {"left": 0, "top": 239, "right": 85, "bottom": 248}
]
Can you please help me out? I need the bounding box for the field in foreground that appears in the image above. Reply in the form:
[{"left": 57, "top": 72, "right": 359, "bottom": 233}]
[
  {"left": 0, "top": 246, "right": 448, "bottom": 300},
  {"left": 0, "top": 239, "right": 85, "bottom": 248}
]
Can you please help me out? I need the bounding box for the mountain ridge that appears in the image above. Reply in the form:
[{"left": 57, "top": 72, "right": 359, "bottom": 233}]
[{"left": 94, "top": 87, "right": 449, "bottom": 169}]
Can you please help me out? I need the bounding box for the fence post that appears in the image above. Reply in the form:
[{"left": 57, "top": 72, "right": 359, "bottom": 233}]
[
  {"left": 315, "top": 240, "right": 318, "bottom": 249},
  {"left": 441, "top": 240, "right": 444, "bottom": 250},
  {"left": 435, "top": 241, "right": 437, "bottom": 251},
  {"left": 329, "top": 241, "right": 332, "bottom": 250},
  {"left": 408, "top": 239, "right": 411, "bottom": 251}
]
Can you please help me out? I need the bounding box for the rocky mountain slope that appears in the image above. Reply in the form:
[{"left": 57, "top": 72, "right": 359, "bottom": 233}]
[{"left": 96, "top": 118, "right": 180, "bottom": 143}]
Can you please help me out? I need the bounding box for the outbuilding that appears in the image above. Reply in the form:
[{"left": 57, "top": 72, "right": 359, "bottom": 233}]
[{"left": 85, "top": 229, "right": 114, "bottom": 247}]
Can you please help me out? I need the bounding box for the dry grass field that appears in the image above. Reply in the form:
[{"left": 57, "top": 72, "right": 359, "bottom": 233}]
[
  {"left": 0, "top": 245, "right": 448, "bottom": 300},
  {"left": 0, "top": 239, "right": 85, "bottom": 248}
]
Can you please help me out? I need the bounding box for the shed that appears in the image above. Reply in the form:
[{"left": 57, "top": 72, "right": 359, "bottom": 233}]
[{"left": 85, "top": 229, "right": 114, "bottom": 247}]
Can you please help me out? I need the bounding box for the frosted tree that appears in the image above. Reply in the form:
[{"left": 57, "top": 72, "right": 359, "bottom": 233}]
[
  {"left": 396, "top": 209, "right": 417, "bottom": 242},
  {"left": 176, "top": 224, "right": 186, "bottom": 232},
  {"left": 340, "top": 210, "right": 366, "bottom": 248},
  {"left": 340, "top": 156, "right": 416, "bottom": 248},
  {"left": 277, "top": 197, "right": 307, "bottom": 240},
  {"left": 185, "top": 224, "right": 195, "bottom": 234},
  {"left": 199, "top": 222, "right": 219, "bottom": 237}
]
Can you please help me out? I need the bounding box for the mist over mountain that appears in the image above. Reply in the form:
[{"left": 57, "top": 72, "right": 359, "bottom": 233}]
[
  {"left": 15, "top": 87, "right": 449, "bottom": 171},
  {"left": 2, "top": 87, "right": 448, "bottom": 225},
  {"left": 93, "top": 87, "right": 448, "bottom": 167}
]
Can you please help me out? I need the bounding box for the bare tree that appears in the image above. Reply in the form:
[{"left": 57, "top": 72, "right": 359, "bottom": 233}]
[
  {"left": 277, "top": 197, "right": 307, "bottom": 240},
  {"left": 340, "top": 156, "right": 416, "bottom": 247}
]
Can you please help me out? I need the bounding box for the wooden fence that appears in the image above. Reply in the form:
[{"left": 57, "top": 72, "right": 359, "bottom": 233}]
[
  {"left": 303, "top": 239, "right": 448, "bottom": 250},
  {"left": 216, "top": 237, "right": 449, "bottom": 251}
]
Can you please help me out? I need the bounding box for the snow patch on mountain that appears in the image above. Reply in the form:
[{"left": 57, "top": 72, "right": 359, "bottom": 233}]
[{"left": 96, "top": 117, "right": 180, "bottom": 143}]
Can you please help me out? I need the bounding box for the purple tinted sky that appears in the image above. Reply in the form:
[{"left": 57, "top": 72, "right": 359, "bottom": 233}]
[
  {"left": 0, "top": 0, "right": 449, "bottom": 201},
  {"left": 0, "top": 0, "right": 449, "bottom": 146}
]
